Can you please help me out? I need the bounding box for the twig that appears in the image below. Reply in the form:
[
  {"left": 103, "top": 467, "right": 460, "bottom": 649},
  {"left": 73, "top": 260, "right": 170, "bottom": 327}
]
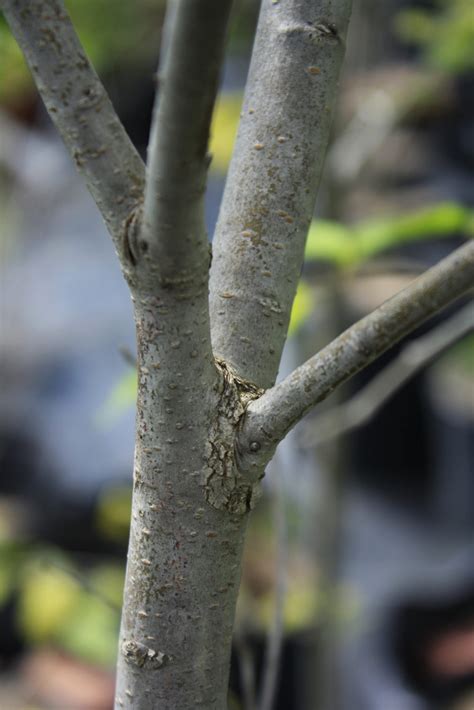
[
  {"left": 234, "top": 629, "right": 257, "bottom": 710},
  {"left": 301, "top": 301, "right": 474, "bottom": 447},
  {"left": 118, "top": 346, "right": 138, "bottom": 369},
  {"left": 258, "top": 465, "right": 289, "bottom": 710},
  {"left": 0, "top": 0, "right": 145, "bottom": 247},
  {"left": 240, "top": 240, "right": 474, "bottom": 465}
]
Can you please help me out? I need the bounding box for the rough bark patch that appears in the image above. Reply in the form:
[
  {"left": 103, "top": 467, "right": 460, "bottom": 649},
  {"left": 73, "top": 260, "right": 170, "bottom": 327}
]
[{"left": 203, "top": 359, "right": 264, "bottom": 514}]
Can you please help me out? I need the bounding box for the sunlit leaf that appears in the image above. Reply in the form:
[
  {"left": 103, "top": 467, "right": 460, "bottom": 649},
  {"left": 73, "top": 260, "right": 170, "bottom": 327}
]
[
  {"left": 96, "top": 369, "right": 137, "bottom": 425},
  {"left": 0, "top": 541, "right": 28, "bottom": 606},
  {"left": 395, "top": 0, "right": 474, "bottom": 73},
  {"left": 209, "top": 92, "right": 243, "bottom": 174},
  {"left": 89, "top": 564, "right": 125, "bottom": 609},
  {"left": 288, "top": 280, "right": 315, "bottom": 336},
  {"left": 305, "top": 220, "right": 355, "bottom": 266},
  {"left": 18, "top": 560, "right": 81, "bottom": 643},
  {"left": 56, "top": 594, "right": 119, "bottom": 667},
  {"left": 305, "top": 202, "right": 474, "bottom": 267},
  {"left": 355, "top": 202, "right": 474, "bottom": 259}
]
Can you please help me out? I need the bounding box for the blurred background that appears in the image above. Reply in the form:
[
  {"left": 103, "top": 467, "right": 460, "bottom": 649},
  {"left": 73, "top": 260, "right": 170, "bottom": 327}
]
[{"left": 0, "top": 0, "right": 473, "bottom": 708}]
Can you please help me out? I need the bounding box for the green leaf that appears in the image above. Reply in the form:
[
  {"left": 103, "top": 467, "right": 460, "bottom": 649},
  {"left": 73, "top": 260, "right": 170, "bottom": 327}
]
[
  {"left": 95, "top": 485, "right": 132, "bottom": 542},
  {"left": 305, "top": 202, "right": 474, "bottom": 267},
  {"left": 288, "top": 281, "right": 315, "bottom": 336},
  {"left": 209, "top": 92, "right": 243, "bottom": 174},
  {"left": 56, "top": 593, "right": 119, "bottom": 667},
  {"left": 18, "top": 557, "right": 82, "bottom": 643},
  {"left": 305, "top": 220, "right": 356, "bottom": 266},
  {"left": 0, "top": 541, "right": 28, "bottom": 606},
  {"left": 395, "top": 0, "right": 474, "bottom": 73}
]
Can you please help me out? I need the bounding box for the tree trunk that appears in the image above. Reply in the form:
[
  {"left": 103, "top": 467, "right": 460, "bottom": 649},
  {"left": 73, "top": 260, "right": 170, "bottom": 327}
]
[{"left": 3, "top": 1, "right": 474, "bottom": 708}]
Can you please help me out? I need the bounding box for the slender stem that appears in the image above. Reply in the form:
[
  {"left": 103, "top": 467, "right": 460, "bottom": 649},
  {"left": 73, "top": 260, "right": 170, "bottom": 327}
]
[
  {"left": 241, "top": 240, "right": 474, "bottom": 462},
  {"left": 258, "top": 465, "right": 289, "bottom": 710},
  {"left": 235, "top": 629, "right": 257, "bottom": 710},
  {"left": 0, "top": 0, "right": 145, "bottom": 251},
  {"left": 141, "top": 0, "right": 233, "bottom": 290},
  {"left": 301, "top": 301, "right": 474, "bottom": 447},
  {"left": 210, "top": 0, "right": 353, "bottom": 388}
]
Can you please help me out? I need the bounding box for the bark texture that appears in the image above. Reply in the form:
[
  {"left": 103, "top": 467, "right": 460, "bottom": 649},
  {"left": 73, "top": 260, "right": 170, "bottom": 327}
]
[
  {"left": 114, "top": 2, "right": 249, "bottom": 708},
  {"left": 0, "top": 0, "right": 145, "bottom": 250},
  {"left": 210, "top": 0, "right": 352, "bottom": 388},
  {"left": 241, "top": 240, "right": 474, "bottom": 466},
  {"left": 5, "top": 1, "right": 474, "bottom": 709}
]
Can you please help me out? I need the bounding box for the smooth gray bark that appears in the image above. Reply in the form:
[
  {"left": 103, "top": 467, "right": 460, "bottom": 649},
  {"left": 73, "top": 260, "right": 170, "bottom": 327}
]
[
  {"left": 0, "top": 0, "right": 145, "bottom": 253},
  {"left": 115, "top": 2, "right": 239, "bottom": 708},
  {"left": 4, "top": 0, "right": 474, "bottom": 708},
  {"left": 210, "top": 0, "right": 352, "bottom": 388}
]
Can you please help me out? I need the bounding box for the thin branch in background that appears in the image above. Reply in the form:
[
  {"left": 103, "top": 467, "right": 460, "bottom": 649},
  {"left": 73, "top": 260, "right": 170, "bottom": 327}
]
[
  {"left": 258, "top": 464, "right": 289, "bottom": 710},
  {"left": 118, "top": 346, "right": 137, "bottom": 369},
  {"left": 301, "top": 300, "right": 474, "bottom": 448},
  {"left": 241, "top": 240, "right": 474, "bottom": 463},
  {"left": 352, "top": 256, "right": 427, "bottom": 277},
  {"left": 0, "top": 0, "right": 145, "bottom": 246},
  {"left": 234, "top": 629, "right": 257, "bottom": 710}
]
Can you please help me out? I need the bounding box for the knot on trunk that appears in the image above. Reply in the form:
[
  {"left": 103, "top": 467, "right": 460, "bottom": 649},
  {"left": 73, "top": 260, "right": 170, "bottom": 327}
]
[
  {"left": 121, "top": 639, "right": 170, "bottom": 670},
  {"left": 203, "top": 358, "right": 264, "bottom": 514}
]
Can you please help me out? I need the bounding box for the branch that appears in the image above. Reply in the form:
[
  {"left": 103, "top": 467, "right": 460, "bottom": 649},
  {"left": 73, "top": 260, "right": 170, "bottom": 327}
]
[
  {"left": 210, "top": 0, "right": 353, "bottom": 388},
  {"left": 258, "top": 466, "right": 289, "bottom": 710},
  {"left": 301, "top": 301, "right": 474, "bottom": 447},
  {"left": 234, "top": 630, "right": 257, "bottom": 710},
  {"left": 0, "top": 0, "right": 145, "bottom": 249},
  {"left": 139, "top": 0, "right": 233, "bottom": 291},
  {"left": 240, "top": 240, "right": 474, "bottom": 462}
]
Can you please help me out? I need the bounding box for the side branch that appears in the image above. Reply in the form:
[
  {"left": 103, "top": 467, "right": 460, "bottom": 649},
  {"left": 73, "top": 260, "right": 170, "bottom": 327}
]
[
  {"left": 140, "top": 0, "right": 233, "bottom": 289},
  {"left": 241, "top": 241, "right": 474, "bottom": 461},
  {"left": 210, "top": 0, "right": 353, "bottom": 388},
  {"left": 1, "top": 0, "right": 145, "bottom": 247},
  {"left": 301, "top": 301, "right": 474, "bottom": 447}
]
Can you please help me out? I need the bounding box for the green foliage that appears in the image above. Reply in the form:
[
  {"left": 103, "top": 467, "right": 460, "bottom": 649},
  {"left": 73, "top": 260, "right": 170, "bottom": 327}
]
[
  {"left": 209, "top": 92, "right": 242, "bottom": 174},
  {"left": 288, "top": 280, "right": 315, "bottom": 336},
  {"left": 305, "top": 202, "right": 474, "bottom": 267},
  {"left": 0, "top": 17, "right": 30, "bottom": 102},
  {"left": 56, "top": 593, "right": 119, "bottom": 666},
  {"left": 96, "top": 369, "right": 137, "bottom": 425},
  {"left": 95, "top": 485, "right": 132, "bottom": 542},
  {"left": 8, "top": 547, "right": 123, "bottom": 667},
  {"left": 0, "top": 541, "right": 28, "bottom": 605},
  {"left": 0, "top": 1, "right": 164, "bottom": 103},
  {"left": 18, "top": 555, "right": 82, "bottom": 644},
  {"left": 66, "top": 0, "right": 163, "bottom": 71},
  {"left": 395, "top": 0, "right": 474, "bottom": 73}
]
